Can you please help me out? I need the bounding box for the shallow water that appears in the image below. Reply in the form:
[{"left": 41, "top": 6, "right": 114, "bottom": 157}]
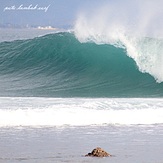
[
  {"left": 0, "top": 125, "right": 163, "bottom": 163},
  {"left": 0, "top": 97, "right": 163, "bottom": 163}
]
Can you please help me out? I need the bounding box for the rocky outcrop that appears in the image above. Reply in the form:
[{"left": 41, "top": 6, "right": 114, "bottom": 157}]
[{"left": 85, "top": 147, "right": 112, "bottom": 157}]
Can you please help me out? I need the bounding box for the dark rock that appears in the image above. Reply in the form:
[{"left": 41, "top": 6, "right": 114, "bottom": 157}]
[{"left": 85, "top": 147, "right": 112, "bottom": 157}]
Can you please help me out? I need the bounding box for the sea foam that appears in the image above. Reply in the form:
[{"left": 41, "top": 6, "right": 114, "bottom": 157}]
[{"left": 0, "top": 97, "right": 163, "bottom": 127}]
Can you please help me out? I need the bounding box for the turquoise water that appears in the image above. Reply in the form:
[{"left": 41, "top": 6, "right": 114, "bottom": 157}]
[{"left": 0, "top": 32, "right": 163, "bottom": 97}]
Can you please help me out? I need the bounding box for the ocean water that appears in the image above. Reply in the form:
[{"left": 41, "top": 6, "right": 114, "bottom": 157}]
[
  {"left": 0, "top": 3, "right": 163, "bottom": 161},
  {"left": 0, "top": 31, "right": 163, "bottom": 97}
]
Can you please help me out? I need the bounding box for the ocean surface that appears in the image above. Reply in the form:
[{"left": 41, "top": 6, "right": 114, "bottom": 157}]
[{"left": 0, "top": 27, "right": 163, "bottom": 163}]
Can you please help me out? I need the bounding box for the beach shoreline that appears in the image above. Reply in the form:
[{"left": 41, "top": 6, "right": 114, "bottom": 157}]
[{"left": 0, "top": 124, "right": 163, "bottom": 163}]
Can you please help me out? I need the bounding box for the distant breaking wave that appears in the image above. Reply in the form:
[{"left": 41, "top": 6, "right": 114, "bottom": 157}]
[{"left": 0, "top": 32, "right": 163, "bottom": 97}]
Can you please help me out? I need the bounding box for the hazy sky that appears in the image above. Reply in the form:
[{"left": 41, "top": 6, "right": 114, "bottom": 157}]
[
  {"left": 0, "top": 0, "right": 110, "bottom": 28},
  {"left": 1, "top": 0, "right": 162, "bottom": 33}
]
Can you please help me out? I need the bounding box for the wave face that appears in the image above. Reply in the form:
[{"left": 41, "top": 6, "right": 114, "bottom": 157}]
[{"left": 0, "top": 32, "right": 163, "bottom": 97}]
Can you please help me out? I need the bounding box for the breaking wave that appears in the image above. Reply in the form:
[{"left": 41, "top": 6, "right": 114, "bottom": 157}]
[{"left": 0, "top": 32, "right": 163, "bottom": 97}]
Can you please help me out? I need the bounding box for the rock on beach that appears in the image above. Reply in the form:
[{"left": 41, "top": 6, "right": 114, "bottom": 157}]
[{"left": 85, "top": 147, "right": 112, "bottom": 157}]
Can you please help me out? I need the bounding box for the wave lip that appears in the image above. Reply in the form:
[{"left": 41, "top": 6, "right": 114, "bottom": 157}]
[{"left": 74, "top": 0, "right": 163, "bottom": 83}]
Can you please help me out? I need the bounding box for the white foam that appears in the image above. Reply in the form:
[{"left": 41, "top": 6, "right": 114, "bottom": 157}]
[
  {"left": 0, "top": 97, "right": 163, "bottom": 127},
  {"left": 74, "top": 1, "right": 163, "bottom": 82},
  {"left": 0, "top": 107, "right": 163, "bottom": 127}
]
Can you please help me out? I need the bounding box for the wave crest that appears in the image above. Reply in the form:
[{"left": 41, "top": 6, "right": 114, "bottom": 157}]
[{"left": 74, "top": 1, "right": 163, "bottom": 82}]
